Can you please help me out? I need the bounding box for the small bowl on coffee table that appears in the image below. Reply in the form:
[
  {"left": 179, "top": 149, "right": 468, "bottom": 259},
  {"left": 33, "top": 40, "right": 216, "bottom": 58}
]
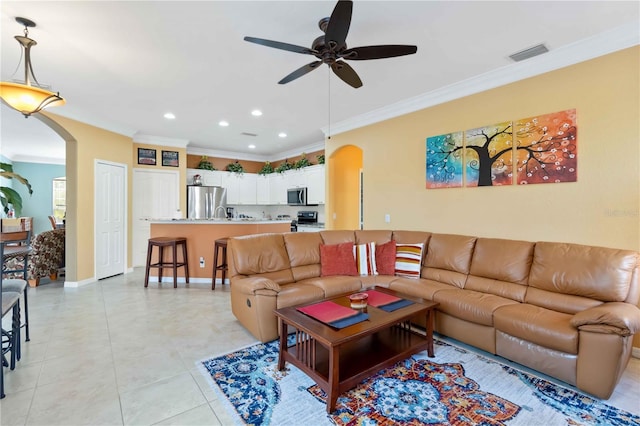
[{"left": 349, "top": 292, "right": 368, "bottom": 309}]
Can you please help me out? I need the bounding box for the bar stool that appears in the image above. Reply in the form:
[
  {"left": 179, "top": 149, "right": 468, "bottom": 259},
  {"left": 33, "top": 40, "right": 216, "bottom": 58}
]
[
  {"left": 144, "top": 237, "right": 189, "bottom": 288},
  {"left": 212, "top": 237, "right": 229, "bottom": 290}
]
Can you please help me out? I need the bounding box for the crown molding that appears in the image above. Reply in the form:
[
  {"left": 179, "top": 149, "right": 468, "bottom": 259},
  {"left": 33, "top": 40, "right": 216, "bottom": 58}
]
[
  {"left": 323, "top": 21, "right": 639, "bottom": 137},
  {"left": 8, "top": 154, "right": 65, "bottom": 165},
  {"left": 133, "top": 133, "right": 189, "bottom": 148},
  {"left": 186, "top": 140, "right": 326, "bottom": 163}
]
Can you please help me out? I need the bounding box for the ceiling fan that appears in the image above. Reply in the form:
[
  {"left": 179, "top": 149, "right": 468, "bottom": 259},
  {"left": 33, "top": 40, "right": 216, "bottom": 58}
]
[{"left": 244, "top": 0, "right": 417, "bottom": 88}]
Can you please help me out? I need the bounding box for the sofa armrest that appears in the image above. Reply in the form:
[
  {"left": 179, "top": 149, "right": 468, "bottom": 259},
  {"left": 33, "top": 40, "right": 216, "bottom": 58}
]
[
  {"left": 571, "top": 302, "right": 640, "bottom": 336},
  {"left": 232, "top": 276, "right": 282, "bottom": 295}
]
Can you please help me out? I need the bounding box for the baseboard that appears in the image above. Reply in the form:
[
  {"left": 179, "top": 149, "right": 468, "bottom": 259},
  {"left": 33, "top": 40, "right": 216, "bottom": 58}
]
[
  {"left": 64, "top": 276, "right": 95, "bottom": 288},
  {"left": 633, "top": 347, "right": 640, "bottom": 359}
]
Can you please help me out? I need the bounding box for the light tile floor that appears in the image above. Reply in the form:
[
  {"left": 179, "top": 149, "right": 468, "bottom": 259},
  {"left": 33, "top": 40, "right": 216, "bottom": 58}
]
[{"left": 1, "top": 269, "right": 639, "bottom": 425}]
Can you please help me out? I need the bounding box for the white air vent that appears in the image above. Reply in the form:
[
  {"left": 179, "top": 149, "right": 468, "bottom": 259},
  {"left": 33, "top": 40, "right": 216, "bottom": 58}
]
[
  {"left": 509, "top": 44, "right": 549, "bottom": 62},
  {"left": 241, "top": 132, "right": 258, "bottom": 137}
]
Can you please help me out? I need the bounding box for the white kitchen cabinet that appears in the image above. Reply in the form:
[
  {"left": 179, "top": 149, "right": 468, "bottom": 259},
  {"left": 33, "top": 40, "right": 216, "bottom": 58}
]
[
  {"left": 286, "top": 169, "right": 306, "bottom": 188},
  {"left": 256, "top": 174, "right": 270, "bottom": 204},
  {"left": 186, "top": 169, "right": 223, "bottom": 186},
  {"left": 303, "top": 165, "right": 325, "bottom": 204},
  {"left": 237, "top": 173, "right": 257, "bottom": 204},
  {"left": 269, "top": 173, "right": 288, "bottom": 205}
]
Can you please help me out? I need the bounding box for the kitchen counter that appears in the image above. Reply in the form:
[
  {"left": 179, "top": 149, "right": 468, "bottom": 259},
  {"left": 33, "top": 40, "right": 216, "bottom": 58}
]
[
  {"left": 149, "top": 219, "right": 291, "bottom": 225},
  {"left": 148, "top": 219, "right": 291, "bottom": 282}
]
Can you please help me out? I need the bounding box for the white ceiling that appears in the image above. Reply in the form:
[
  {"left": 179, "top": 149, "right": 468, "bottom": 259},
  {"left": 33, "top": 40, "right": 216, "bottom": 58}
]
[{"left": 1, "top": 1, "right": 638, "bottom": 164}]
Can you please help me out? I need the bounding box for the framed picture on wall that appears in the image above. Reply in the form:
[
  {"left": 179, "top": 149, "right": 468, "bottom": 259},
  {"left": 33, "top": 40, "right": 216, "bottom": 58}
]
[
  {"left": 137, "top": 148, "right": 156, "bottom": 165},
  {"left": 162, "top": 150, "right": 179, "bottom": 167}
]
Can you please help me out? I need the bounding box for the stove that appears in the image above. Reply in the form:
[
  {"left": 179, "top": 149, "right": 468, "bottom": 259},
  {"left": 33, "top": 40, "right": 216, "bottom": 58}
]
[
  {"left": 295, "top": 211, "right": 323, "bottom": 232},
  {"left": 296, "top": 211, "right": 318, "bottom": 225}
]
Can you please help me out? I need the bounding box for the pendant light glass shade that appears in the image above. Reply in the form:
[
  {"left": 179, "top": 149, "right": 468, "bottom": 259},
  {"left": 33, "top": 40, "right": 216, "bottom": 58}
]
[
  {"left": 0, "top": 17, "right": 65, "bottom": 118},
  {"left": 0, "top": 82, "right": 65, "bottom": 117}
]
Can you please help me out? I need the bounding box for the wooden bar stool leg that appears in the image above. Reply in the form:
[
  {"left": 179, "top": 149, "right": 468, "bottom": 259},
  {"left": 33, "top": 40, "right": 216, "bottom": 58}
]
[
  {"left": 158, "top": 245, "right": 164, "bottom": 283},
  {"left": 182, "top": 241, "right": 189, "bottom": 283},
  {"left": 172, "top": 241, "right": 178, "bottom": 288},
  {"left": 212, "top": 244, "right": 219, "bottom": 290},
  {"left": 144, "top": 240, "right": 152, "bottom": 287},
  {"left": 221, "top": 244, "right": 227, "bottom": 285}
]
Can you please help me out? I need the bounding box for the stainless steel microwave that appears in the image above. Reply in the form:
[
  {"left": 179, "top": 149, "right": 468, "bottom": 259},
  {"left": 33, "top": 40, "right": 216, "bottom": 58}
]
[{"left": 287, "top": 187, "right": 308, "bottom": 205}]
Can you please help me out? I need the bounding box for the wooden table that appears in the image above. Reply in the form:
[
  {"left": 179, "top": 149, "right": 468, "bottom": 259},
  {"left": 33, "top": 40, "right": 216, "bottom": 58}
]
[{"left": 274, "top": 286, "right": 438, "bottom": 413}]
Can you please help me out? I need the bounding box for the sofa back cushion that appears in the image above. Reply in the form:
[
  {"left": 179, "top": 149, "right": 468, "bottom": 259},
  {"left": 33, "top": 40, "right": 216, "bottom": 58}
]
[
  {"left": 228, "top": 233, "right": 294, "bottom": 284},
  {"left": 422, "top": 233, "right": 476, "bottom": 288},
  {"left": 466, "top": 238, "right": 534, "bottom": 302},
  {"left": 529, "top": 242, "right": 638, "bottom": 303},
  {"left": 355, "top": 230, "right": 393, "bottom": 245},
  {"left": 392, "top": 231, "right": 431, "bottom": 247},
  {"left": 283, "top": 232, "right": 322, "bottom": 281},
  {"left": 320, "top": 230, "right": 356, "bottom": 245}
]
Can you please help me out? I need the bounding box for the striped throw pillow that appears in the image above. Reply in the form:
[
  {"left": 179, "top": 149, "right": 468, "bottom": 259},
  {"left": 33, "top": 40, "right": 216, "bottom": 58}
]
[
  {"left": 395, "top": 243, "right": 424, "bottom": 278},
  {"left": 354, "top": 242, "right": 378, "bottom": 276}
]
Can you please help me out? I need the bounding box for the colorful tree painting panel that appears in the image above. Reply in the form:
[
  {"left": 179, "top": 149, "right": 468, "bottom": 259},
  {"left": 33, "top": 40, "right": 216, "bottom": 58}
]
[
  {"left": 514, "top": 109, "right": 577, "bottom": 184},
  {"left": 464, "top": 121, "right": 514, "bottom": 187},
  {"left": 426, "top": 132, "right": 464, "bottom": 189}
]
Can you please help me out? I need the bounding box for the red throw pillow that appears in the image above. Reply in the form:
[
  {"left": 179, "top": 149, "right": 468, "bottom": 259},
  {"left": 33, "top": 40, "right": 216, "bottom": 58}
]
[
  {"left": 320, "top": 242, "right": 358, "bottom": 276},
  {"left": 375, "top": 240, "right": 397, "bottom": 275}
]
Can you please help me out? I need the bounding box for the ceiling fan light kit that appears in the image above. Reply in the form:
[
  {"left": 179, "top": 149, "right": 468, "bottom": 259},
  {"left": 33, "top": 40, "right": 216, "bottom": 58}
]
[
  {"left": 244, "top": 0, "right": 417, "bottom": 88},
  {"left": 0, "top": 17, "right": 65, "bottom": 118}
]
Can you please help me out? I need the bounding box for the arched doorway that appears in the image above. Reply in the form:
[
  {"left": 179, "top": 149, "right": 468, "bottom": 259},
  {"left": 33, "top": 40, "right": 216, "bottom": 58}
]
[{"left": 328, "top": 145, "right": 363, "bottom": 230}]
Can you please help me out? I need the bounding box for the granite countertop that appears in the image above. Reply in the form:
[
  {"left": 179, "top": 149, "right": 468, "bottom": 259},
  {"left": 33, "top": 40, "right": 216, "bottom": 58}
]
[{"left": 149, "top": 219, "right": 292, "bottom": 224}]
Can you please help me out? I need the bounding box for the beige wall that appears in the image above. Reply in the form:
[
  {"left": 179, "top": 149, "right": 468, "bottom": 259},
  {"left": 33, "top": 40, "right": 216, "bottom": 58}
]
[
  {"left": 43, "top": 113, "right": 134, "bottom": 282},
  {"left": 326, "top": 47, "right": 640, "bottom": 348},
  {"left": 327, "top": 47, "right": 639, "bottom": 251}
]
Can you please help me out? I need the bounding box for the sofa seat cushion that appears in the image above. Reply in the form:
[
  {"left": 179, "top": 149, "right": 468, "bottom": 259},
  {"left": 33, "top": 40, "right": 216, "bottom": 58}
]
[
  {"left": 494, "top": 304, "right": 578, "bottom": 354},
  {"left": 299, "top": 276, "right": 363, "bottom": 298},
  {"left": 433, "top": 289, "right": 518, "bottom": 326},
  {"left": 360, "top": 275, "right": 399, "bottom": 289},
  {"left": 276, "top": 283, "right": 327, "bottom": 309},
  {"left": 389, "top": 278, "right": 453, "bottom": 301}
]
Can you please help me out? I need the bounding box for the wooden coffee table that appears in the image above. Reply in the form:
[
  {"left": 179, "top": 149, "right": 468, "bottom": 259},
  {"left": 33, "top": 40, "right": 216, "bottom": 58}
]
[{"left": 274, "top": 286, "right": 438, "bottom": 413}]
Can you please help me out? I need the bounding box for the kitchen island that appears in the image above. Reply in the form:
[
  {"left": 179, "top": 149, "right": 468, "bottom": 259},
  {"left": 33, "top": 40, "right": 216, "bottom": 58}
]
[{"left": 148, "top": 219, "right": 291, "bottom": 282}]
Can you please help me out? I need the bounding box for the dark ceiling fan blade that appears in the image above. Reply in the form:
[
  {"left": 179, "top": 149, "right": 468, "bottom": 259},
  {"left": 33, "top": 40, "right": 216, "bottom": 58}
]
[
  {"left": 244, "top": 36, "right": 316, "bottom": 55},
  {"left": 331, "top": 60, "right": 362, "bottom": 88},
  {"left": 278, "top": 61, "right": 323, "bottom": 84},
  {"left": 342, "top": 45, "right": 418, "bottom": 60},
  {"left": 325, "top": 0, "right": 352, "bottom": 50}
]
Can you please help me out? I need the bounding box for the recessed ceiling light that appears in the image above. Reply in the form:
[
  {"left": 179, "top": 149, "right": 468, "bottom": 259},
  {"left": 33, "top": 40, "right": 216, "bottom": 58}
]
[
  {"left": 278, "top": 132, "right": 287, "bottom": 138},
  {"left": 248, "top": 144, "right": 256, "bottom": 149},
  {"left": 164, "top": 112, "right": 176, "bottom": 119},
  {"left": 251, "top": 109, "right": 262, "bottom": 116},
  {"left": 218, "top": 120, "right": 229, "bottom": 127}
]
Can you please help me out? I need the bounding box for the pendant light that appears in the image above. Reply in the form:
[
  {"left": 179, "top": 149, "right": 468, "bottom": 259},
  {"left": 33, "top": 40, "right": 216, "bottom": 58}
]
[{"left": 0, "top": 17, "right": 65, "bottom": 118}]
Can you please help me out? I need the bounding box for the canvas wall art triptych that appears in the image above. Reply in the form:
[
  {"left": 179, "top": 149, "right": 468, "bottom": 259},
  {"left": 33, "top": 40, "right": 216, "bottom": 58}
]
[{"left": 426, "top": 109, "right": 577, "bottom": 188}]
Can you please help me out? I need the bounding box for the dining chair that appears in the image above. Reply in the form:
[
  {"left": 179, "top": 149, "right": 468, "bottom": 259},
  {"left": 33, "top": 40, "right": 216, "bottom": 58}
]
[
  {"left": 1, "top": 241, "right": 22, "bottom": 399},
  {"left": 48, "top": 216, "right": 57, "bottom": 230}
]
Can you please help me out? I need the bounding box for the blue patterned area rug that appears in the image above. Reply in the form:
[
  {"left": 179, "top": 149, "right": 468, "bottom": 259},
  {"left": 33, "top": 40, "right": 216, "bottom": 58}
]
[{"left": 198, "top": 337, "right": 639, "bottom": 426}]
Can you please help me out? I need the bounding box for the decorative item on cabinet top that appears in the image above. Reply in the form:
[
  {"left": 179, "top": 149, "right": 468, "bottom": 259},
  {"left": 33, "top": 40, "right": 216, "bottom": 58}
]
[
  {"left": 196, "top": 156, "right": 216, "bottom": 171},
  {"left": 258, "top": 161, "right": 274, "bottom": 175},
  {"left": 226, "top": 161, "right": 245, "bottom": 174}
]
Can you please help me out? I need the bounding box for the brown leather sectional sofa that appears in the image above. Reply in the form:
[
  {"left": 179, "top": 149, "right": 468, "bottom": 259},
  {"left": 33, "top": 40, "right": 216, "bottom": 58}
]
[{"left": 228, "top": 230, "right": 640, "bottom": 399}]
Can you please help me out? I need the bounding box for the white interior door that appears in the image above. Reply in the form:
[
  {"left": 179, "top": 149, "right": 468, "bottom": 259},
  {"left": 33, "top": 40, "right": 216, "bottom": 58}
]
[
  {"left": 95, "top": 161, "right": 126, "bottom": 279},
  {"left": 132, "top": 169, "right": 180, "bottom": 266}
]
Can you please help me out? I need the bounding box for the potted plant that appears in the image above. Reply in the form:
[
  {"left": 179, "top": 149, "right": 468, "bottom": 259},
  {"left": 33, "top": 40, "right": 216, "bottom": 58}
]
[
  {"left": 258, "top": 161, "right": 274, "bottom": 175},
  {"left": 0, "top": 162, "right": 33, "bottom": 216},
  {"left": 294, "top": 153, "right": 311, "bottom": 169},
  {"left": 316, "top": 154, "right": 325, "bottom": 165},
  {"left": 196, "top": 155, "right": 216, "bottom": 170},
  {"left": 275, "top": 159, "right": 294, "bottom": 174},
  {"left": 226, "top": 160, "right": 244, "bottom": 174}
]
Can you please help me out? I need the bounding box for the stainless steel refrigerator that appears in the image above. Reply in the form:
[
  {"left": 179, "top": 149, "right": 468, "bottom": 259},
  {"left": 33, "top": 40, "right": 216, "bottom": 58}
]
[{"left": 187, "top": 185, "right": 227, "bottom": 219}]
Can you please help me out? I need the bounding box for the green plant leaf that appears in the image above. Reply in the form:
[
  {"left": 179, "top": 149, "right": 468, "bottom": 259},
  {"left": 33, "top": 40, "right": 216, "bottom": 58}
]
[{"left": 0, "top": 186, "right": 23, "bottom": 215}]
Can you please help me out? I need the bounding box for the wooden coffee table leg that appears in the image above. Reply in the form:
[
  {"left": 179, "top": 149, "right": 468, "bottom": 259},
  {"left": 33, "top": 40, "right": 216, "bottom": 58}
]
[
  {"left": 426, "top": 308, "right": 435, "bottom": 357},
  {"left": 327, "top": 346, "right": 340, "bottom": 413},
  {"left": 277, "top": 321, "right": 288, "bottom": 371}
]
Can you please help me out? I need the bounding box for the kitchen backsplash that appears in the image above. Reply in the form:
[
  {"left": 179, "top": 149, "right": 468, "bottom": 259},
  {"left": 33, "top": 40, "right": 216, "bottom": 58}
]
[{"left": 226, "top": 204, "right": 324, "bottom": 223}]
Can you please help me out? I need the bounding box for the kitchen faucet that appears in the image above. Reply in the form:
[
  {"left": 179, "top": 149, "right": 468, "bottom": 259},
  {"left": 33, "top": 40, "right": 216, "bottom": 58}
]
[{"left": 214, "top": 205, "right": 227, "bottom": 219}]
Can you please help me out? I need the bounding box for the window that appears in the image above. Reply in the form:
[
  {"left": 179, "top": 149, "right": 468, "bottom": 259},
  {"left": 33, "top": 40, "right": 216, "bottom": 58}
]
[{"left": 52, "top": 177, "right": 66, "bottom": 219}]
